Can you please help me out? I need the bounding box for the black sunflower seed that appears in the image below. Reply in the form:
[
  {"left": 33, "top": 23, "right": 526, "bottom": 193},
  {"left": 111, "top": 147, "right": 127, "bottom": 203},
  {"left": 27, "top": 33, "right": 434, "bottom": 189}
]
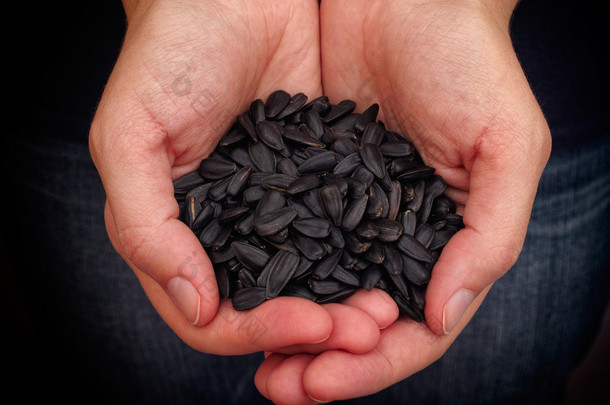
[
  {"left": 323, "top": 99, "right": 357, "bottom": 123},
  {"left": 256, "top": 120, "right": 285, "bottom": 151},
  {"left": 354, "top": 103, "right": 379, "bottom": 133},
  {"left": 360, "top": 122, "right": 385, "bottom": 146},
  {"left": 333, "top": 152, "right": 362, "bottom": 177},
  {"left": 238, "top": 267, "right": 257, "bottom": 288},
  {"left": 303, "top": 190, "right": 326, "bottom": 218},
  {"left": 397, "top": 165, "right": 435, "bottom": 180},
  {"left": 351, "top": 165, "right": 375, "bottom": 188},
  {"left": 198, "top": 156, "right": 238, "bottom": 180},
  {"left": 341, "top": 194, "right": 369, "bottom": 231},
  {"left": 293, "top": 232, "right": 326, "bottom": 261},
  {"left": 192, "top": 200, "right": 215, "bottom": 234},
  {"left": 253, "top": 207, "right": 298, "bottom": 236},
  {"left": 379, "top": 140, "right": 413, "bottom": 157},
  {"left": 209, "top": 245, "right": 235, "bottom": 264},
  {"left": 277, "top": 157, "right": 300, "bottom": 178},
  {"left": 237, "top": 113, "right": 257, "bottom": 142},
  {"left": 344, "top": 232, "right": 372, "bottom": 254},
  {"left": 283, "top": 126, "right": 326, "bottom": 148},
  {"left": 199, "top": 217, "right": 222, "bottom": 247},
  {"left": 265, "top": 250, "right": 300, "bottom": 299},
  {"left": 293, "top": 217, "right": 332, "bottom": 239},
  {"left": 406, "top": 180, "right": 425, "bottom": 212},
  {"left": 287, "top": 198, "right": 316, "bottom": 219},
  {"left": 304, "top": 109, "right": 325, "bottom": 139},
  {"left": 408, "top": 282, "right": 426, "bottom": 311},
  {"left": 219, "top": 206, "right": 250, "bottom": 223},
  {"left": 281, "top": 284, "right": 317, "bottom": 301},
  {"left": 360, "top": 263, "right": 383, "bottom": 291},
  {"left": 318, "top": 185, "right": 344, "bottom": 227},
  {"left": 429, "top": 228, "right": 456, "bottom": 250},
  {"left": 227, "top": 145, "right": 255, "bottom": 168},
  {"left": 325, "top": 226, "right": 345, "bottom": 249},
  {"left": 361, "top": 240, "right": 385, "bottom": 264},
  {"left": 243, "top": 185, "right": 266, "bottom": 207},
  {"left": 359, "top": 143, "right": 386, "bottom": 179},
  {"left": 312, "top": 248, "right": 343, "bottom": 280},
  {"left": 249, "top": 98, "right": 266, "bottom": 124},
  {"left": 248, "top": 140, "right": 277, "bottom": 173},
  {"left": 183, "top": 195, "right": 201, "bottom": 230},
  {"left": 287, "top": 174, "right": 320, "bottom": 194},
  {"left": 316, "top": 287, "right": 358, "bottom": 304},
  {"left": 211, "top": 225, "right": 233, "bottom": 251},
  {"left": 226, "top": 165, "right": 252, "bottom": 198},
  {"left": 265, "top": 90, "right": 291, "bottom": 118},
  {"left": 297, "top": 150, "right": 338, "bottom": 174},
  {"left": 232, "top": 286, "right": 267, "bottom": 311},
  {"left": 331, "top": 137, "right": 359, "bottom": 157},
  {"left": 276, "top": 92, "right": 308, "bottom": 120},
  {"left": 388, "top": 271, "right": 410, "bottom": 299},
  {"left": 174, "top": 171, "right": 205, "bottom": 194},
  {"left": 398, "top": 209, "right": 418, "bottom": 236},
  {"left": 392, "top": 291, "right": 425, "bottom": 322},
  {"left": 365, "top": 196, "right": 384, "bottom": 220},
  {"left": 397, "top": 234, "right": 434, "bottom": 262},
  {"left": 302, "top": 95, "right": 331, "bottom": 115},
  {"left": 415, "top": 223, "right": 436, "bottom": 249},
  {"left": 215, "top": 266, "right": 231, "bottom": 298},
  {"left": 261, "top": 173, "right": 297, "bottom": 192},
  {"left": 321, "top": 129, "right": 358, "bottom": 145},
  {"left": 382, "top": 244, "right": 402, "bottom": 275},
  {"left": 255, "top": 189, "right": 286, "bottom": 219},
  {"left": 375, "top": 218, "right": 404, "bottom": 242},
  {"left": 234, "top": 210, "right": 255, "bottom": 235},
  {"left": 308, "top": 279, "right": 348, "bottom": 295},
  {"left": 387, "top": 180, "right": 402, "bottom": 221},
  {"left": 401, "top": 253, "right": 431, "bottom": 285}
]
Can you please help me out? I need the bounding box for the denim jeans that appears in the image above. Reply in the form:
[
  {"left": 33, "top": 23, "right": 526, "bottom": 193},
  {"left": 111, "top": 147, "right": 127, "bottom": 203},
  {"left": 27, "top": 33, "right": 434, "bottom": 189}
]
[{"left": 3, "top": 134, "right": 609, "bottom": 404}]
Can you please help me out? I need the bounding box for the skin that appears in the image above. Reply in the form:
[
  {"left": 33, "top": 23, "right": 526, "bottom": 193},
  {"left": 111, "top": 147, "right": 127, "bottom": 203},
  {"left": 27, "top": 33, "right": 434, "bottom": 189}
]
[
  {"left": 90, "top": 0, "right": 552, "bottom": 402},
  {"left": 256, "top": 0, "right": 551, "bottom": 403},
  {"left": 89, "top": 0, "right": 394, "bottom": 356}
]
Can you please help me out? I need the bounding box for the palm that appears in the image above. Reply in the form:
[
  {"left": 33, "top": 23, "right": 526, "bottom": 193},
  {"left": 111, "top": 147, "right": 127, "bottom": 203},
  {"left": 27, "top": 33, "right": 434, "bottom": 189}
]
[
  {"left": 90, "top": 0, "right": 330, "bottom": 353},
  {"left": 256, "top": 1, "right": 551, "bottom": 402},
  {"left": 114, "top": 0, "right": 323, "bottom": 176},
  {"left": 321, "top": 0, "right": 551, "bottom": 329}
]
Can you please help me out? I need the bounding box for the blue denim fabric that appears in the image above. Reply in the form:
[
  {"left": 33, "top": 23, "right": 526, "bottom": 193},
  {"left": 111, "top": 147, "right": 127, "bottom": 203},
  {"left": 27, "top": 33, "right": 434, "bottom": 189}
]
[{"left": 3, "top": 134, "right": 609, "bottom": 404}]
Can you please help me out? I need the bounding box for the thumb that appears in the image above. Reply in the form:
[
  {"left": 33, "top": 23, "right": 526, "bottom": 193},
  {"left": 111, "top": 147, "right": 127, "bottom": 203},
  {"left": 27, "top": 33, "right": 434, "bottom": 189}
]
[
  {"left": 425, "top": 125, "right": 551, "bottom": 336},
  {"left": 90, "top": 102, "right": 220, "bottom": 328}
]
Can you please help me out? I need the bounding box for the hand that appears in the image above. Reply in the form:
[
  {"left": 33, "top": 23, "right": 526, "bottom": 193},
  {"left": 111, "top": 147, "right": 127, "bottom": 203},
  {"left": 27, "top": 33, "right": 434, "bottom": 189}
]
[
  {"left": 255, "top": 0, "right": 552, "bottom": 401},
  {"left": 89, "top": 0, "right": 344, "bottom": 355}
]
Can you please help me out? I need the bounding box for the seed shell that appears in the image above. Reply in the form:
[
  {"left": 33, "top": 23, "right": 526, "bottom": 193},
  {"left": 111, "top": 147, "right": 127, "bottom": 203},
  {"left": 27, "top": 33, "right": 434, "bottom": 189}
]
[{"left": 232, "top": 287, "right": 267, "bottom": 311}]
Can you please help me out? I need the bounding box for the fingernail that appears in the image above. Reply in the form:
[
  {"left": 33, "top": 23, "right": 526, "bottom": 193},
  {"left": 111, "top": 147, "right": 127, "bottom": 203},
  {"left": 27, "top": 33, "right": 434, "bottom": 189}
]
[
  {"left": 308, "top": 334, "right": 331, "bottom": 344},
  {"left": 308, "top": 396, "right": 329, "bottom": 404},
  {"left": 442, "top": 289, "right": 475, "bottom": 334},
  {"left": 167, "top": 277, "right": 201, "bottom": 325}
]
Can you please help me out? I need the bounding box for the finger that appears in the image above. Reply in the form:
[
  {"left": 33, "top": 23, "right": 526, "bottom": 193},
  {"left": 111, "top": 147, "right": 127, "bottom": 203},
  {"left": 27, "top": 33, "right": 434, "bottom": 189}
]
[
  {"left": 339, "top": 288, "right": 399, "bottom": 329},
  {"left": 103, "top": 199, "right": 219, "bottom": 327},
  {"left": 275, "top": 303, "right": 380, "bottom": 355},
  {"left": 265, "top": 354, "right": 318, "bottom": 405},
  {"left": 135, "top": 264, "right": 335, "bottom": 354},
  {"left": 425, "top": 114, "right": 551, "bottom": 335},
  {"left": 255, "top": 353, "right": 289, "bottom": 400},
  {"left": 302, "top": 287, "right": 489, "bottom": 402}
]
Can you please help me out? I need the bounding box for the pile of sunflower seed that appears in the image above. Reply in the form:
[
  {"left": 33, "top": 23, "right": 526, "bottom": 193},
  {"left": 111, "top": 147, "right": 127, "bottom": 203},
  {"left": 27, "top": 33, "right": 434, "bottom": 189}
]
[{"left": 173, "top": 90, "right": 463, "bottom": 322}]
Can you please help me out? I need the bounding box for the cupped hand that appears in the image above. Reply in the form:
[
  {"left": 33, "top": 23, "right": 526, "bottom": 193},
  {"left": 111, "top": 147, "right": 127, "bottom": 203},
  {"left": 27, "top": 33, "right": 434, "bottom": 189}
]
[
  {"left": 89, "top": 0, "right": 345, "bottom": 354},
  {"left": 256, "top": 0, "right": 552, "bottom": 402}
]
